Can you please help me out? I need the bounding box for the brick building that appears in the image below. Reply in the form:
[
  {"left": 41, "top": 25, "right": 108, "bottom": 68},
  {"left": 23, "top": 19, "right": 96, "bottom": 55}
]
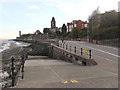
[{"left": 67, "top": 20, "right": 88, "bottom": 32}]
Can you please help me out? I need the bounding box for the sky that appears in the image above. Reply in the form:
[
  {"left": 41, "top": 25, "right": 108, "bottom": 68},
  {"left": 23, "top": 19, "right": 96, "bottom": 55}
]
[{"left": 0, "top": 0, "right": 119, "bottom": 39}]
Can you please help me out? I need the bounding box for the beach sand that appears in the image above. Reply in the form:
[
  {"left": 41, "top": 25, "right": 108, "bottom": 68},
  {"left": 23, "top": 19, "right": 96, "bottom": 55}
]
[{"left": 18, "top": 42, "right": 31, "bottom": 46}]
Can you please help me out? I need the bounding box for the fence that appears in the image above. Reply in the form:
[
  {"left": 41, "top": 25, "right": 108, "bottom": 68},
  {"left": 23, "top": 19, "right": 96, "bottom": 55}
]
[
  {"left": 2, "top": 54, "right": 28, "bottom": 88},
  {"left": 90, "top": 39, "right": 119, "bottom": 47}
]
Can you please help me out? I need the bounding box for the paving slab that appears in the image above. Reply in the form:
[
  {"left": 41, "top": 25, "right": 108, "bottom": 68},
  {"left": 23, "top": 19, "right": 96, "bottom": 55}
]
[{"left": 15, "top": 59, "right": 118, "bottom": 88}]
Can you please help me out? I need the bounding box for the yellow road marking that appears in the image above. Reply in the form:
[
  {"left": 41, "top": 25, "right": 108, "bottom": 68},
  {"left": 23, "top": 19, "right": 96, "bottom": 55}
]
[
  {"left": 71, "top": 80, "right": 78, "bottom": 83},
  {"left": 61, "top": 81, "right": 68, "bottom": 84},
  {"left": 61, "top": 80, "right": 78, "bottom": 84}
]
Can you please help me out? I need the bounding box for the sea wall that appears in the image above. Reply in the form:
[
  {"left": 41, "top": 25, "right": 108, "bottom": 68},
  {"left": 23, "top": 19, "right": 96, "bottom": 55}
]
[
  {"left": 49, "top": 44, "right": 97, "bottom": 66},
  {"left": 16, "top": 39, "right": 97, "bottom": 66},
  {"left": 15, "top": 40, "right": 50, "bottom": 56}
]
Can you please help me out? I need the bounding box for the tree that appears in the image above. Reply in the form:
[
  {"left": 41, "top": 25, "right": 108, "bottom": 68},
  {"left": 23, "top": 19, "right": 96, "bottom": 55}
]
[
  {"left": 118, "top": 12, "right": 120, "bottom": 26},
  {"left": 89, "top": 9, "right": 118, "bottom": 40},
  {"left": 70, "top": 27, "right": 80, "bottom": 39},
  {"left": 20, "top": 34, "right": 33, "bottom": 39},
  {"left": 56, "top": 31, "right": 61, "bottom": 35},
  {"left": 100, "top": 10, "right": 118, "bottom": 28},
  {"left": 62, "top": 24, "right": 67, "bottom": 34},
  {"left": 88, "top": 7, "right": 100, "bottom": 39}
]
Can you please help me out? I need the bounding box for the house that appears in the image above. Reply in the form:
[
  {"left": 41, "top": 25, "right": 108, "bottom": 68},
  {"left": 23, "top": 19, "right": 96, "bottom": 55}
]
[{"left": 67, "top": 20, "right": 88, "bottom": 32}]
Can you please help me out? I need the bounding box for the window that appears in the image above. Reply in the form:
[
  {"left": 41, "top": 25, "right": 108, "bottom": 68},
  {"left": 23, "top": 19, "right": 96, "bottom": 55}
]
[
  {"left": 70, "top": 25, "right": 72, "bottom": 31},
  {"left": 71, "top": 25, "right": 73, "bottom": 28},
  {"left": 74, "top": 24, "right": 77, "bottom": 27},
  {"left": 85, "top": 24, "right": 87, "bottom": 28},
  {"left": 82, "top": 24, "right": 84, "bottom": 28}
]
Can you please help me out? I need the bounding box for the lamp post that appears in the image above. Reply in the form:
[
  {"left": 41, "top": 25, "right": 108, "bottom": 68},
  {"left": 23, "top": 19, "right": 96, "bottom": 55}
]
[
  {"left": 86, "top": 23, "right": 89, "bottom": 42},
  {"left": 87, "top": 28, "right": 89, "bottom": 42}
]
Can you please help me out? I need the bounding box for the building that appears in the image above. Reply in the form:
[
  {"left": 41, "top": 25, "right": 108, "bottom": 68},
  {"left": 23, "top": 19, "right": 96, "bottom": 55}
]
[
  {"left": 19, "top": 31, "right": 21, "bottom": 37},
  {"left": 50, "top": 17, "right": 59, "bottom": 32},
  {"left": 58, "top": 27, "right": 62, "bottom": 32},
  {"left": 67, "top": 20, "right": 88, "bottom": 32},
  {"left": 51, "top": 17, "right": 56, "bottom": 29}
]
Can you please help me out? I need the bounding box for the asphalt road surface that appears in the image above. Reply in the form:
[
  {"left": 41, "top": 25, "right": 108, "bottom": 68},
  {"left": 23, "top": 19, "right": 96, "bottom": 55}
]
[{"left": 59, "top": 40, "right": 119, "bottom": 74}]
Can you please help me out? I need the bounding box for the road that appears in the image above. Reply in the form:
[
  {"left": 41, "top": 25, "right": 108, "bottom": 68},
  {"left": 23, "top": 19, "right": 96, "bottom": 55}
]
[{"left": 59, "top": 40, "right": 119, "bottom": 74}]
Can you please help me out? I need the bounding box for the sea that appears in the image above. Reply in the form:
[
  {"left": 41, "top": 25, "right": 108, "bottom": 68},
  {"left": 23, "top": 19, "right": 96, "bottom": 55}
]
[
  {"left": 0, "top": 39, "right": 28, "bottom": 63},
  {"left": 0, "top": 40, "right": 13, "bottom": 53},
  {"left": 0, "top": 39, "right": 28, "bottom": 53},
  {"left": 0, "top": 39, "right": 26, "bottom": 67}
]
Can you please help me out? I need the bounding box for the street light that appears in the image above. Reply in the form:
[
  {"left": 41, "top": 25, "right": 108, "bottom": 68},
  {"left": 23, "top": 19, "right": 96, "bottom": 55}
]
[
  {"left": 87, "top": 28, "right": 89, "bottom": 42},
  {"left": 85, "top": 24, "right": 89, "bottom": 42}
]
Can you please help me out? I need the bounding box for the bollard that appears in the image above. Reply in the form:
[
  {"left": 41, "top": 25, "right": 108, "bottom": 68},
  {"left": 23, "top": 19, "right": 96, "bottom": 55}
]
[
  {"left": 89, "top": 50, "right": 92, "bottom": 59},
  {"left": 66, "top": 45, "right": 67, "bottom": 50},
  {"left": 25, "top": 54, "right": 28, "bottom": 59},
  {"left": 70, "top": 46, "right": 71, "bottom": 51},
  {"left": 52, "top": 46, "right": 53, "bottom": 50},
  {"left": 81, "top": 48, "right": 83, "bottom": 55},
  {"left": 57, "top": 42, "right": 59, "bottom": 47},
  {"left": 21, "top": 55, "right": 25, "bottom": 79},
  {"left": 11, "top": 57, "right": 15, "bottom": 87},
  {"left": 74, "top": 47, "right": 76, "bottom": 53}
]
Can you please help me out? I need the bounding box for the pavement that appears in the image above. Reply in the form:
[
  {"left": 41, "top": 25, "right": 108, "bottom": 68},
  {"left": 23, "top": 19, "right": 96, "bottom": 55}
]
[
  {"left": 15, "top": 58, "right": 118, "bottom": 88},
  {"left": 14, "top": 41, "right": 118, "bottom": 88}
]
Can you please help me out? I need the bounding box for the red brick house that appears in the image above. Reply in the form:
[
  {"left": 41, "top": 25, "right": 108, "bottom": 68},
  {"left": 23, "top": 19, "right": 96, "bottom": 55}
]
[{"left": 67, "top": 20, "right": 88, "bottom": 32}]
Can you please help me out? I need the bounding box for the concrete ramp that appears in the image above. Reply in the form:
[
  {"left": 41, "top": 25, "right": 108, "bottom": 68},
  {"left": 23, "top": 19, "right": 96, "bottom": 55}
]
[{"left": 15, "top": 59, "right": 118, "bottom": 88}]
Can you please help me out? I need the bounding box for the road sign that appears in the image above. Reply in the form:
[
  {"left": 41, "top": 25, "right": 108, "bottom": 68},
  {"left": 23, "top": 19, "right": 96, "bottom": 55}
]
[{"left": 83, "top": 49, "right": 88, "bottom": 54}]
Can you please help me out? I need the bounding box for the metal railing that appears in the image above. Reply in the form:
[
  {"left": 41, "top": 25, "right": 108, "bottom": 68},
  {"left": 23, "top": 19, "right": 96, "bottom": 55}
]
[
  {"left": 58, "top": 42, "right": 92, "bottom": 59},
  {"left": 2, "top": 54, "right": 28, "bottom": 88}
]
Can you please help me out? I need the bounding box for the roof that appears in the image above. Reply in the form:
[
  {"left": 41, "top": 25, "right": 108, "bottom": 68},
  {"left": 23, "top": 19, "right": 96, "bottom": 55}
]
[{"left": 52, "top": 17, "right": 55, "bottom": 21}]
